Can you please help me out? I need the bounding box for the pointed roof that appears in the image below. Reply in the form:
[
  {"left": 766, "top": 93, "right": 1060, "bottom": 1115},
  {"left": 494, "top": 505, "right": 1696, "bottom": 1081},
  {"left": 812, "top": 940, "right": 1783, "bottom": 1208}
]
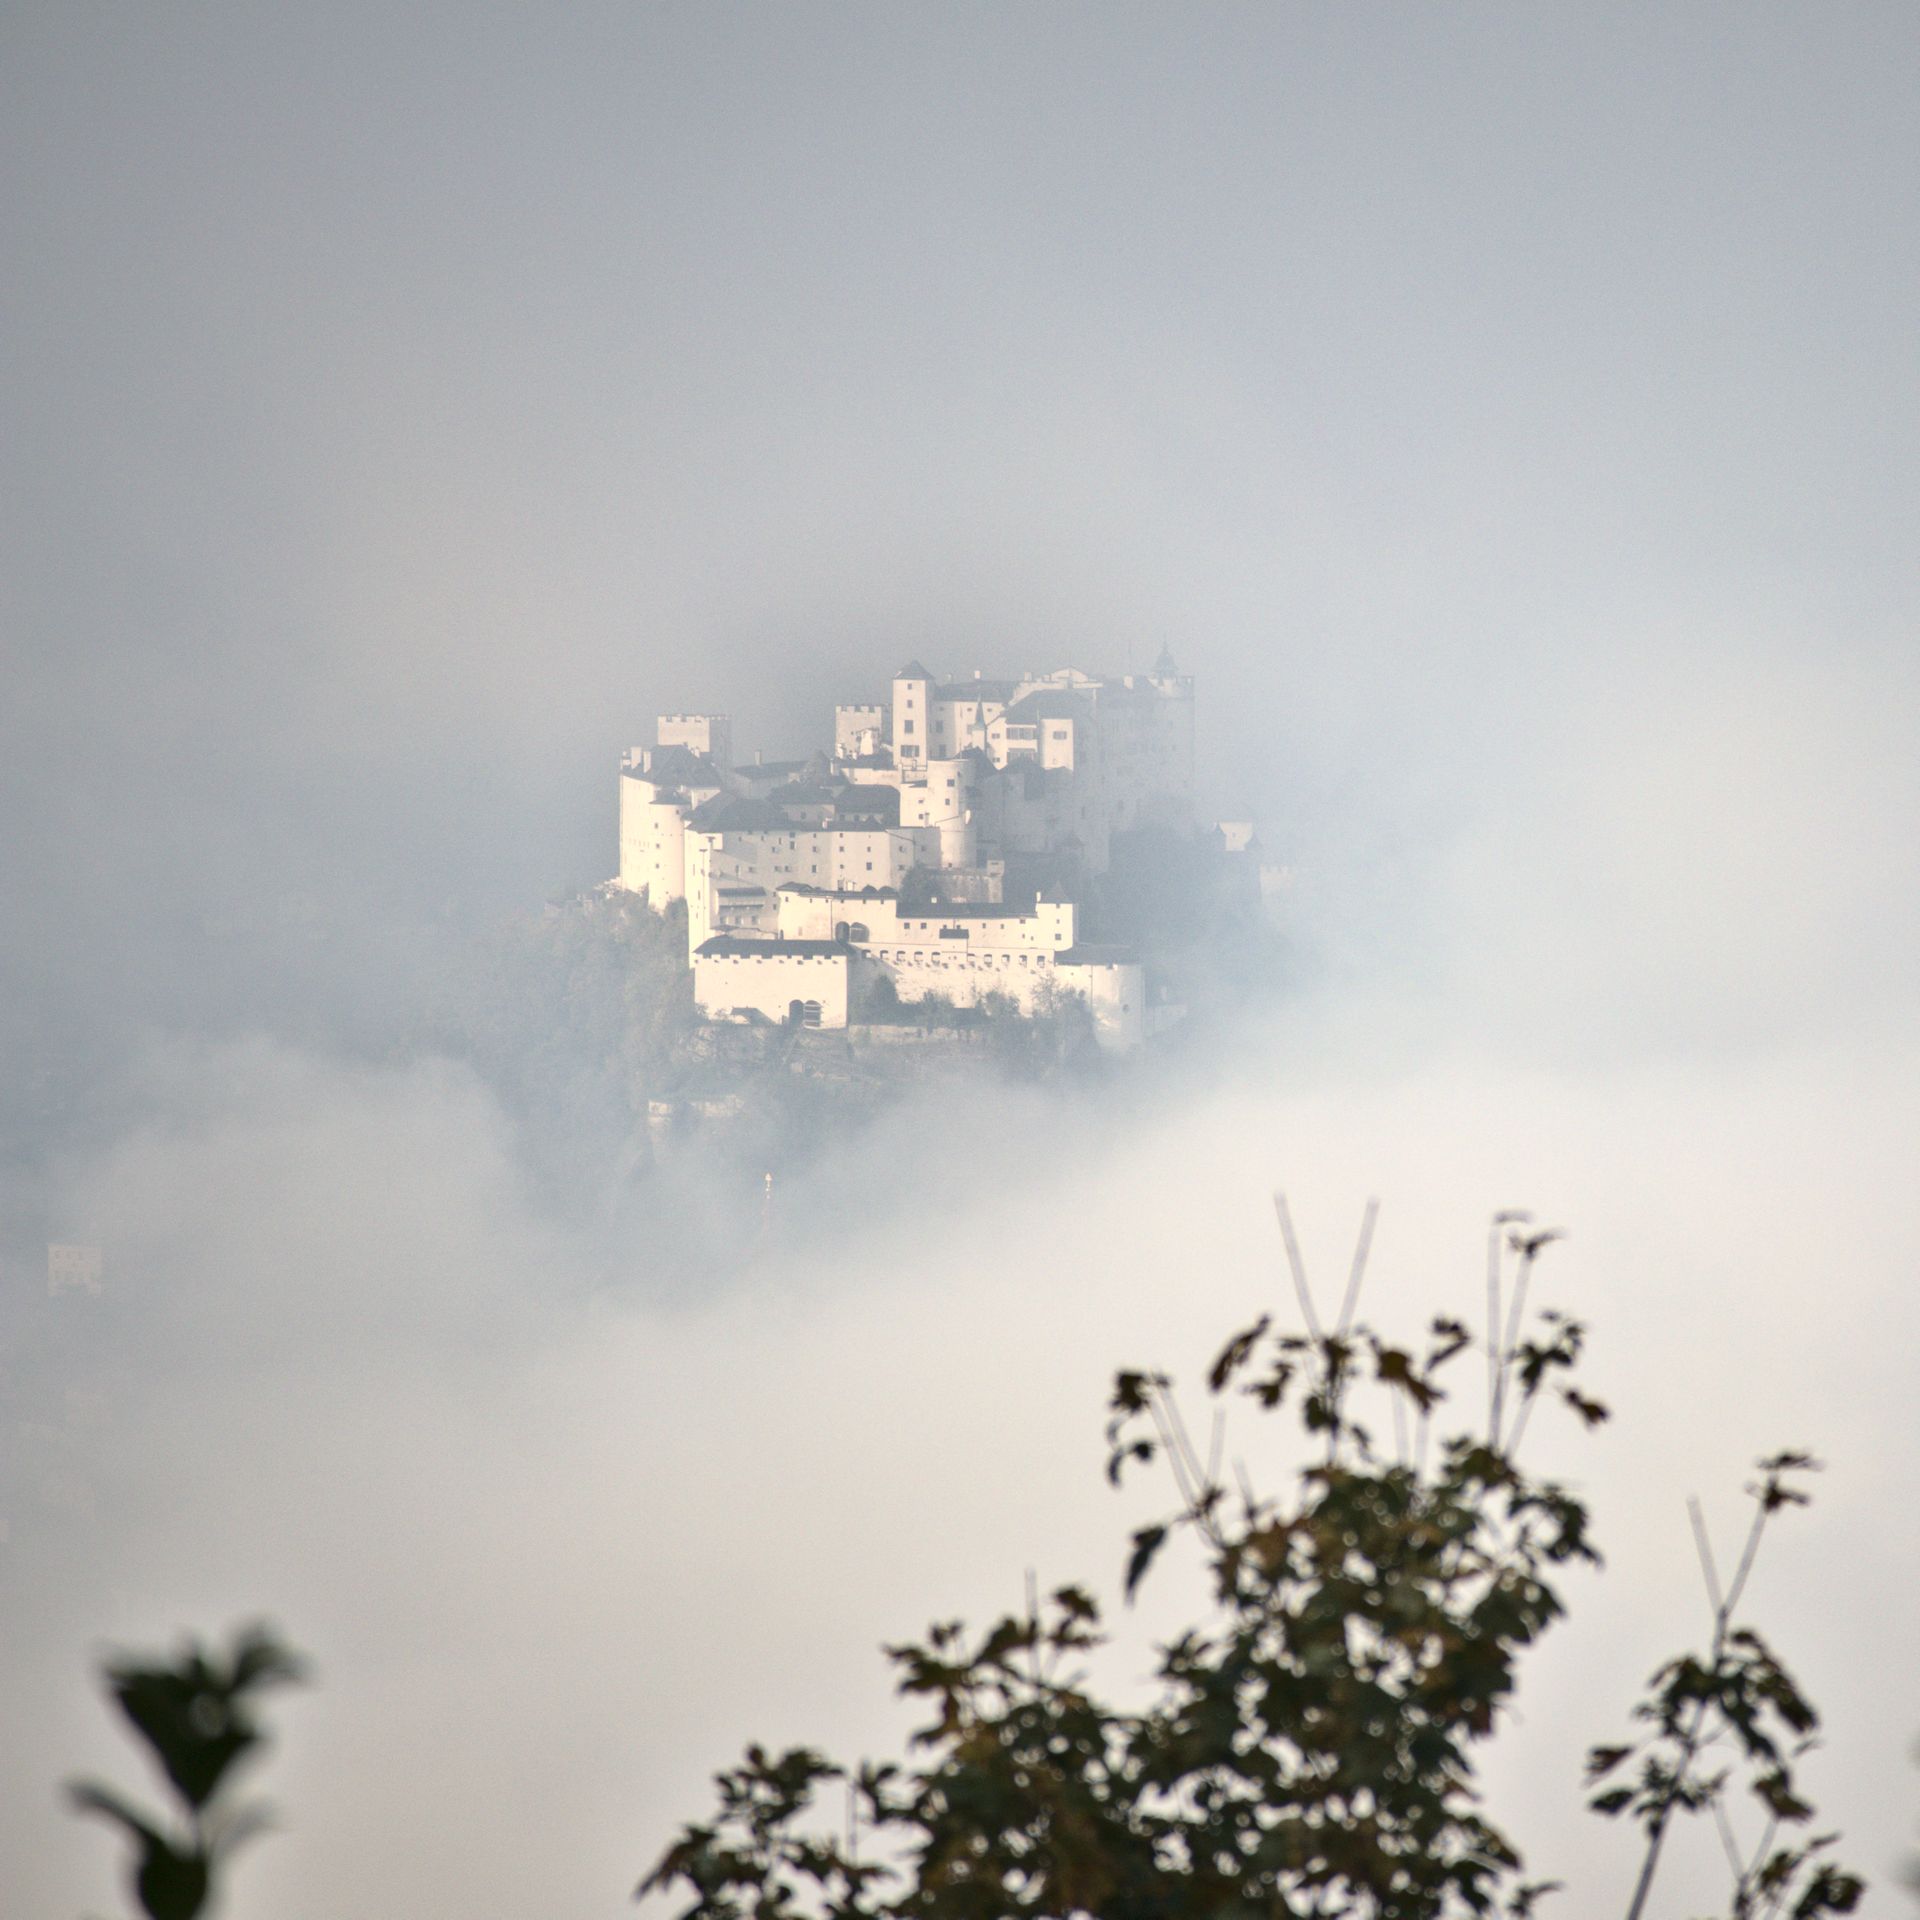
[{"left": 894, "top": 658, "right": 934, "bottom": 682}]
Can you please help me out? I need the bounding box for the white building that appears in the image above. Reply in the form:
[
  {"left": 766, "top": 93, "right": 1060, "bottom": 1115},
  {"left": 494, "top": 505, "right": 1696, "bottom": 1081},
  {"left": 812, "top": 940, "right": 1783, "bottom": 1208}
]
[
  {"left": 682, "top": 803, "right": 936, "bottom": 951},
  {"left": 612, "top": 656, "right": 1200, "bottom": 1052},
  {"left": 48, "top": 1244, "right": 104, "bottom": 1296},
  {"left": 774, "top": 885, "right": 1146, "bottom": 1051},
  {"left": 691, "top": 937, "right": 855, "bottom": 1030}
]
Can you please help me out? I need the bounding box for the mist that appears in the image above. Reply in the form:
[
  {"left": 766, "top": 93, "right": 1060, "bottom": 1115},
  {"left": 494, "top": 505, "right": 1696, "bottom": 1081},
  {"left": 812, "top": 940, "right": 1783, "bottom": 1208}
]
[{"left": 5, "top": 6, "right": 1918, "bottom": 1917}]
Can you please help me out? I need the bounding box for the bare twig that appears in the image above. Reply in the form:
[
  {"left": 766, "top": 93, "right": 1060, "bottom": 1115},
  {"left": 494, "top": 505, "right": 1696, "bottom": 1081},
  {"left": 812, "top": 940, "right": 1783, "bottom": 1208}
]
[
  {"left": 1025, "top": 1568, "right": 1041, "bottom": 1690},
  {"left": 1721, "top": 1498, "right": 1770, "bottom": 1622},
  {"left": 1712, "top": 1794, "right": 1745, "bottom": 1885},
  {"left": 1689, "top": 1497, "right": 1726, "bottom": 1620},
  {"left": 1233, "top": 1458, "right": 1257, "bottom": 1519},
  {"left": 1163, "top": 1388, "right": 1211, "bottom": 1508},
  {"left": 1488, "top": 1211, "right": 1529, "bottom": 1438},
  {"left": 1273, "top": 1192, "right": 1324, "bottom": 1344},
  {"left": 1145, "top": 1389, "right": 1196, "bottom": 1511},
  {"left": 1334, "top": 1197, "right": 1380, "bottom": 1337}
]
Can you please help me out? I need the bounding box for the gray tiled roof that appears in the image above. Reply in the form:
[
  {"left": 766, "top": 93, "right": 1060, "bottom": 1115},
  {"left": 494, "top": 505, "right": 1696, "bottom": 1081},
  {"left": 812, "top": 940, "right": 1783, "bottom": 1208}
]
[
  {"left": 936, "top": 680, "right": 1018, "bottom": 701},
  {"left": 1004, "top": 689, "right": 1088, "bottom": 723},
  {"left": 695, "top": 937, "right": 852, "bottom": 959},
  {"left": 1057, "top": 944, "right": 1141, "bottom": 967},
  {"left": 628, "top": 744, "right": 722, "bottom": 787},
  {"left": 687, "top": 796, "right": 791, "bottom": 832}
]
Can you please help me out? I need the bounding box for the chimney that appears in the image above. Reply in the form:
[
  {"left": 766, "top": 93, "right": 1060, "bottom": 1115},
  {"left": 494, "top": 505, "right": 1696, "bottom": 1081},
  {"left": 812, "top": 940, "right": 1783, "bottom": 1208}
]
[{"left": 756, "top": 748, "right": 764, "bottom": 765}]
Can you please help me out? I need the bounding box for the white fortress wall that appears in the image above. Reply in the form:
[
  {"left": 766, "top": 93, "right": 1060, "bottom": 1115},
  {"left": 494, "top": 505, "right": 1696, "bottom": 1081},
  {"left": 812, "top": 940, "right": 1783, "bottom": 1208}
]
[
  {"left": 769, "top": 890, "right": 1093, "bottom": 1018},
  {"left": 1056, "top": 954, "right": 1147, "bottom": 1051},
  {"left": 684, "top": 824, "right": 934, "bottom": 951},
  {"left": 691, "top": 939, "right": 854, "bottom": 1029},
  {"left": 657, "top": 712, "right": 733, "bottom": 766},
  {"left": 836, "top": 760, "right": 906, "bottom": 788},
  {"left": 617, "top": 770, "right": 702, "bottom": 901},
  {"left": 898, "top": 755, "right": 984, "bottom": 869},
  {"left": 834, "top": 704, "right": 885, "bottom": 756},
  {"left": 774, "top": 889, "right": 1071, "bottom": 951}
]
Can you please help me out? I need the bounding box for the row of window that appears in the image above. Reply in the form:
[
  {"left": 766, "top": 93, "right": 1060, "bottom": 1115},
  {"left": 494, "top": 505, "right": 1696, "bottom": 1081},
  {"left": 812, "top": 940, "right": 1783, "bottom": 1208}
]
[{"left": 878, "top": 950, "right": 1049, "bottom": 970}]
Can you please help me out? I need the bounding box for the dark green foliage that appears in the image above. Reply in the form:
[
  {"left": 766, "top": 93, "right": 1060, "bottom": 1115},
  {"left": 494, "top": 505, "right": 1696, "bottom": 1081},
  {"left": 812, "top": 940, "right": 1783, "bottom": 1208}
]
[
  {"left": 1589, "top": 1455, "right": 1863, "bottom": 1918},
  {"left": 421, "top": 891, "right": 696, "bottom": 1133},
  {"left": 972, "top": 983, "right": 1101, "bottom": 1077},
  {"left": 69, "top": 1623, "right": 305, "bottom": 1920},
  {"left": 640, "top": 1216, "right": 1862, "bottom": 1920}
]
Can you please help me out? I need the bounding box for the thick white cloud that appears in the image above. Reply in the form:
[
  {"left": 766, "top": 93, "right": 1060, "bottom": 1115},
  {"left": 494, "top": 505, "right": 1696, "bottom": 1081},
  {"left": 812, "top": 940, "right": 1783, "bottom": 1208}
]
[{"left": 5, "top": 1022, "right": 1916, "bottom": 1917}]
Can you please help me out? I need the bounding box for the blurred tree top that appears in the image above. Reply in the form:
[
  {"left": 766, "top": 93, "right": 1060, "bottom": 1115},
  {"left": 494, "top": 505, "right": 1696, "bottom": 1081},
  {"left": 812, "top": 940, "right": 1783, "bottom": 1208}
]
[
  {"left": 639, "top": 1207, "right": 1864, "bottom": 1920},
  {"left": 67, "top": 1210, "right": 1868, "bottom": 1920}
]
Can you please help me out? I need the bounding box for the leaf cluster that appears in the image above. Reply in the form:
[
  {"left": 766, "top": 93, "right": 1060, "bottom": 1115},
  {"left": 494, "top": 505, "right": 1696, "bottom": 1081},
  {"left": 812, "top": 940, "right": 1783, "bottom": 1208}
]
[
  {"left": 642, "top": 1218, "right": 1613, "bottom": 1919},
  {"left": 69, "top": 1623, "right": 306, "bottom": 1920},
  {"left": 1587, "top": 1455, "right": 1862, "bottom": 1919}
]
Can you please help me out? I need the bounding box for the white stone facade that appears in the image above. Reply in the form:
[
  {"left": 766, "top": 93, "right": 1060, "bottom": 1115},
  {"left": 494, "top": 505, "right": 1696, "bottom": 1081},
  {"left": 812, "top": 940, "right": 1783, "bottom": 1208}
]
[
  {"left": 691, "top": 939, "right": 853, "bottom": 1029},
  {"left": 771, "top": 887, "right": 1145, "bottom": 1050},
  {"left": 613, "top": 656, "right": 1198, "bottom": 1050}
]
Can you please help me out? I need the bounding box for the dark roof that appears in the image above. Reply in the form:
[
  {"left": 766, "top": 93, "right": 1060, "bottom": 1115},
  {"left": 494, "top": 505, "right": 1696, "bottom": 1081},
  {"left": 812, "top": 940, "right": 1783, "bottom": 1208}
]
[
  {"left": 735, "top": 758, "right": 809, "bottom": 782},
  {"left": 833, "top": 786, "right": 901, "bottom": 823},
  {"left": 627, "top": 744, "right": 722, "bottom": 787},
  {"left": 1004, "top": 689, "right": 1087, "bottom": 723},
  {"left": 776, "top": 883, "right": 899, "bottom": 899},
  {"left": 1057, "top": 944, "right": 1141, "bottom": 967},
  {"left": 994, "top": 761, "right": 1050, "bottom": 798},
  {"left": 936, "top": 679, "right": 1019, "bottom": 702},
  {"left": 902, "top": 902, "right": 1041, "bottom": 920},
  {"left": 835, "top": 751, "right": 896, "bottom": 769},
  {"left": 687, "top": 795, "right": 791, "bottom": 832},
  {"left": 772, "top": 781, "right": 842, "bottom": 807},
  {"left": 695, "top": 937, "right": 851, "bottom": 959},
  {"left": 895, "top": 659, "right": 933, "bottom": 681}
]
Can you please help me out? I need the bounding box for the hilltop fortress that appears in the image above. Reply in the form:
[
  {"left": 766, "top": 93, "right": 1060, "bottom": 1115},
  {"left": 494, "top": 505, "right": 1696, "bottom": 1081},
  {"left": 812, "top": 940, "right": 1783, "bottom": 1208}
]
[{"left": 614, "top": 655, "right": 1223, "bottom": 1052}]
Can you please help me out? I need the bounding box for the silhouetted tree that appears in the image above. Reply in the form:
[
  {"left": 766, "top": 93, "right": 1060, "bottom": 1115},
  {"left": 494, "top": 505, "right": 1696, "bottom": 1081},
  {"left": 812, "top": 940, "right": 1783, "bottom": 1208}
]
[
  {"left": 70, "top": 1624, "right": 305, "bottom": 1920},
  {"left": 641, "top": 1208, "right": 1862, "bottom": 1920}
]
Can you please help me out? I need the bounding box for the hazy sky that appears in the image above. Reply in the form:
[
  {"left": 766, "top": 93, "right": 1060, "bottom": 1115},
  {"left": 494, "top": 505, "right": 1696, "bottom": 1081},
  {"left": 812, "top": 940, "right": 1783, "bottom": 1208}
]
[{"left": 4, "top": 7, "right": 1918, "bottom": 1916}]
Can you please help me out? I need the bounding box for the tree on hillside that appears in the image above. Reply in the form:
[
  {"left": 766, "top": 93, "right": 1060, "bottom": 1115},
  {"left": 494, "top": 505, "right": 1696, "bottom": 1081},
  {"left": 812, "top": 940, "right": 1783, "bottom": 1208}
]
[{"left": 640, "top": 1206, "right": 1863, "bottom": 1920}]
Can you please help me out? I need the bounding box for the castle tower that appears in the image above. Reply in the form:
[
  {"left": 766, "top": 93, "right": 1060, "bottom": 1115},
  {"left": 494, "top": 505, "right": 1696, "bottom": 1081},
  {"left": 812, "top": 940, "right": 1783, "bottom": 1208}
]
[
  {"left": 656, "top": 713, "right": 733, "bottom": 768},
  {"left": 891, "top": 660, "right": 933, "bottom": 771}
]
